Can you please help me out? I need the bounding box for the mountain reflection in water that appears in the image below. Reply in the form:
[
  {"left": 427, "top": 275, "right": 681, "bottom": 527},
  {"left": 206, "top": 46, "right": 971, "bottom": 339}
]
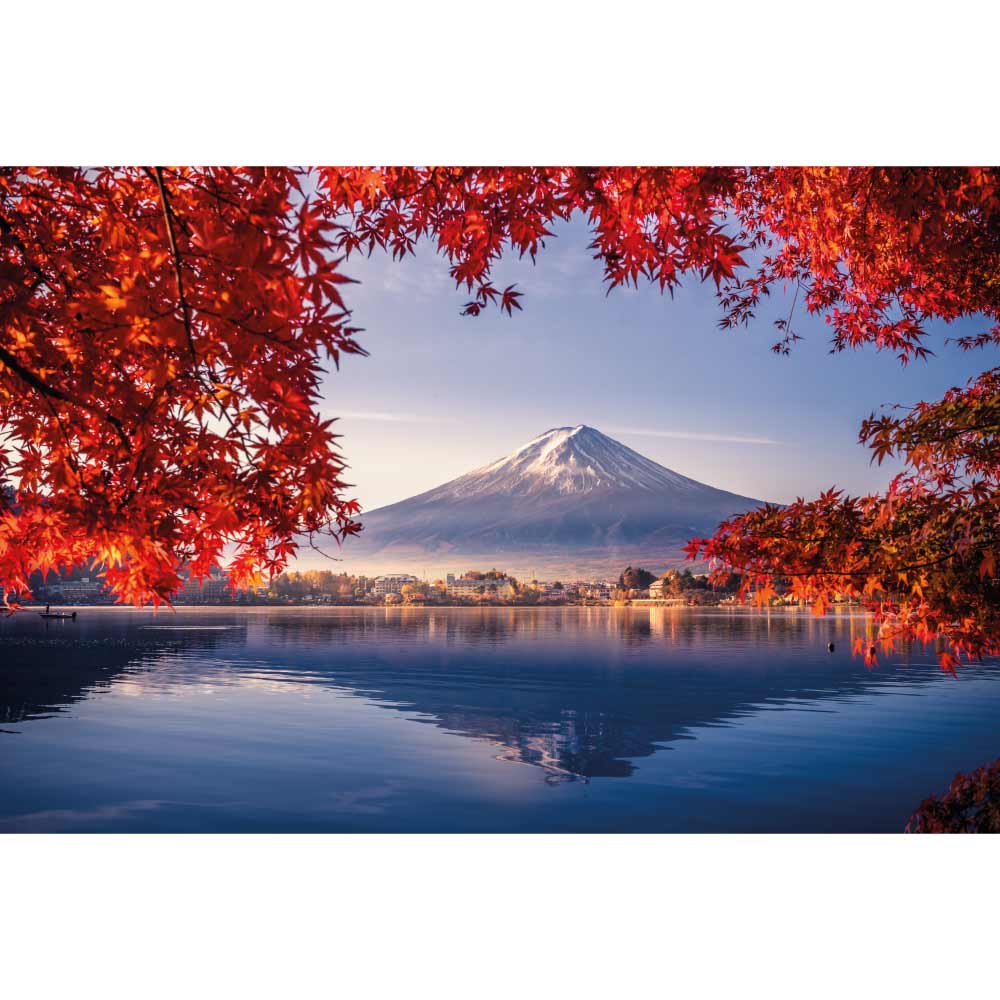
[
  {"left": 242, "top": 609, "right": 957, "bottom": 780},
  {"left": 2, "top": 607, "right": 999, "bottom": 832}
]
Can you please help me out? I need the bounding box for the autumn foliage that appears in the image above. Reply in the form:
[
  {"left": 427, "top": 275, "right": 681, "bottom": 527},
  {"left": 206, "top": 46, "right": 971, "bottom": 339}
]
[
  {"left": 0, "top": 167, "right": 364, "bottom": 605},
  {"left": 906, "top": 756, "right": 1000, "bottom": 833},
  {"left": 3, "top": 167, "right": 1000, "bottom": 671}
]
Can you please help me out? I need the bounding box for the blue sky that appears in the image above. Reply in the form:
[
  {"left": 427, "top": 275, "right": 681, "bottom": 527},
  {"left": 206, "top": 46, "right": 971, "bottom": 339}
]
[{"left": 321, "top": 213, "right": 995, "bottom": 512}]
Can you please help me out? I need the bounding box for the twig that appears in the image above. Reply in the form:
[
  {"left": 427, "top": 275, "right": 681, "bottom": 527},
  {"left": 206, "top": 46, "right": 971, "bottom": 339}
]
[
  {"left": 0, "top": 344, "right": 130, "bottom": 450},
  {"left": 150, "top": 167, "right": 199, "bottom": 366}
]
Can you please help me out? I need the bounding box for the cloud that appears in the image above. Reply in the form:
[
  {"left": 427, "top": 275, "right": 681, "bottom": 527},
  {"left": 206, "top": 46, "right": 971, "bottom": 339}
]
[
  {"left": 346, "top": 245, "right": 457, "bottom": 303},
  {"left": 606, "top": 425, "right": 780, "bottom": 446},
  {"left": 330, "top": 410, "right": 454, "bottom": 425}
]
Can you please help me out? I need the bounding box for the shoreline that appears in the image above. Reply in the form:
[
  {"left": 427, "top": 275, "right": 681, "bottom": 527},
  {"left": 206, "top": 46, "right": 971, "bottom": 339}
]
[{"left": 13, "top": 602, "right": 869, "bottom": 615}]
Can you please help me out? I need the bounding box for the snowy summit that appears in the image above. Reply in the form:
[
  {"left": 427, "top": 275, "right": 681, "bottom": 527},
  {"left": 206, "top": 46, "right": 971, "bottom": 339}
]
[{"left": 438, "top": 425, "right": 707, "bottom": 498}]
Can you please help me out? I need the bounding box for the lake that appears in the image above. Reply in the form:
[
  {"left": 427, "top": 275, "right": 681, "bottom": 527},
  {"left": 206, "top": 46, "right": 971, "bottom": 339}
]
[{"left": 2, "top": 606, "right": 999, "bottom": 833}]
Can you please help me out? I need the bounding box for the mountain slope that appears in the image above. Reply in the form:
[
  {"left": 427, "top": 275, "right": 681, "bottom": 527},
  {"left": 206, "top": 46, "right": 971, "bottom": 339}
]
[{"left": 336, "top": 426, "right": 767, "bottom": 578}]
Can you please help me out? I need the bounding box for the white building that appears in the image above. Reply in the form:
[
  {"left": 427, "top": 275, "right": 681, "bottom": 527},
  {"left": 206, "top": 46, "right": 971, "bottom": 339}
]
[
  {"left": 49, "top": 576, "right": 106, "bottom": 603},
  {"left": 372, "top": 574, "right": 418, "bottom": 596}
]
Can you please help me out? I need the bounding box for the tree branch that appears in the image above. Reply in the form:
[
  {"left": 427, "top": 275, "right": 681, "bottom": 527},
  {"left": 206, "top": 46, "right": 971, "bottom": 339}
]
[
  {"left": 150, "top": 167, "right": 199, "bottom": 366},
  {"left": 0, "top": 343, "right": 130, "bottom": 450}
]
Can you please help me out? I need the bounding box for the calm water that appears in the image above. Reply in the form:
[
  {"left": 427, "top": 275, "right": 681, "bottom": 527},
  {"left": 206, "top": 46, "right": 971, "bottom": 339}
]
[{"left": 2, "top": 606, "right": 999, "bottom": 833}]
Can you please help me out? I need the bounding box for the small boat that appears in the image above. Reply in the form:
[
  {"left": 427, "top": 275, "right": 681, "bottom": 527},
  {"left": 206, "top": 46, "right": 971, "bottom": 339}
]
[{"left": 39, "top": 608, "right": 77, "bottom": 620}]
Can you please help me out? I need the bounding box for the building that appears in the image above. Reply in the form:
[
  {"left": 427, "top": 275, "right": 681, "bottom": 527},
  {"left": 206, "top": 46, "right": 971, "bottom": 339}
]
[
  {"left": 372, "top": 574, "right": 418, "bottom": 596},
  {"left": 46, "top": 576, "right": 107, "bottom": 603},
  {"left": 649, "top": 579, "right": 667, "bottom": 600},
  {"left": 174, "top": 567, "right": 233, "bottom": 603}
]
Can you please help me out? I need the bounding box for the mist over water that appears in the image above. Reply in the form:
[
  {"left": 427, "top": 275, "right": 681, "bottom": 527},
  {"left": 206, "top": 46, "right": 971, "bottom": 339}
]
[{"left": 2, "top": 606, "right": 999, "bottom": 832}]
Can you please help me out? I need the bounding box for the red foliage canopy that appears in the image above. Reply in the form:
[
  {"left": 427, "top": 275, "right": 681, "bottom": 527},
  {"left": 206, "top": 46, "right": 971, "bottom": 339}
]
[
  {"left": 3, "top": 166, "right": 1000, "bottom": 670},
  {"left": 0, "top": 167, "right": 364, "bottom": 604}
]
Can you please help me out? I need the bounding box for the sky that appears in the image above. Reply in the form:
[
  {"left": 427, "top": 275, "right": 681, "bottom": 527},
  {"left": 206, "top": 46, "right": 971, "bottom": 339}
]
[{"left": 319, "top": 213, "right": 996, "bottom": 513}]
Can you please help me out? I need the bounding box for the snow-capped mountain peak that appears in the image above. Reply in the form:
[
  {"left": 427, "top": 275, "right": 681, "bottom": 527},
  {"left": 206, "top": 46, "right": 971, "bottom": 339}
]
[{"left": 430, "top": 425, "right": 706, "bottom": 499}]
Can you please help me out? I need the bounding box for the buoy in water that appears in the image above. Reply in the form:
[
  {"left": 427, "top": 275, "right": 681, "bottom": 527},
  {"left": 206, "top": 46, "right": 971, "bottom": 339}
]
[{"left": 827, "top": 642, "right": 835, "bottom": 652}]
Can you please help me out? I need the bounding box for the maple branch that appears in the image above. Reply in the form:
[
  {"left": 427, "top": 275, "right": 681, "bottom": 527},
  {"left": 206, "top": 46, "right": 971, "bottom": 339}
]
[
  {"left": 746, "top": 548, "right": 973, "bottom": 580},
  {"left": 307, "top": 534, "right": 344, "bottom": 562},
  {"left": 883, "top": 420, "right": 1000, "bottom": 451},
  {"left": 40, "top": 395, "right": 81, "bottom": 478},
  {"left": 0, "top": 343, "right": 130, "bottom": 451},
  {"left": 785, "top": 280, "right": 800, "bottom": 334},
  {"left": 150, "top": 167, "right": 199, "bottom": 366},
  {"left": 718, "top": 523, "right": 1000, "bottom": 585},
  {"left": 169, "top": 168, "right": 282, "bottom": 240},
  {"left": 148, "top": 170, "right": 256, "bottom": 465},
  {"left": 0, "top": 200, "right": 71, "bottom": 296},
  {"left": 194, "top": 305, "right": 295, "bottom": 349}
]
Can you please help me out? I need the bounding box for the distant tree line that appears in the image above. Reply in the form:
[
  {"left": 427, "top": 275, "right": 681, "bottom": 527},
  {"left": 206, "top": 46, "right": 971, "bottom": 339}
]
[
  {"left": 619, "top": 566, "right": 656, "bottom": 590},
  {"left": 616, "top": 566, "right": 743, "bottom": 599},
  {"left": 659, "top": 568, "right": 742, "bottom": 596},
  {"left": 269, "top": 570, "right": 363, "bottom": 601}
]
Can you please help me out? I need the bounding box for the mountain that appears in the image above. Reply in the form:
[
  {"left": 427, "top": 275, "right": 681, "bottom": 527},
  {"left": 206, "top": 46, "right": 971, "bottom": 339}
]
[{"left": 334, "top": 425, "right": 767, "bottom": 579}]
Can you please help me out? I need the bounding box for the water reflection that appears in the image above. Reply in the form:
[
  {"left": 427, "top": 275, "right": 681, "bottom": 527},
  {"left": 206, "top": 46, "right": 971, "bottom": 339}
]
[
  {"left": 0, "top": 607, "right": 977, "bottom": 785},
  {"left": 0, "top": 622, "right": 238, "bottom": 725},
  {"left": 251, "top": 609, "right": 963, "bottom": 781}
]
